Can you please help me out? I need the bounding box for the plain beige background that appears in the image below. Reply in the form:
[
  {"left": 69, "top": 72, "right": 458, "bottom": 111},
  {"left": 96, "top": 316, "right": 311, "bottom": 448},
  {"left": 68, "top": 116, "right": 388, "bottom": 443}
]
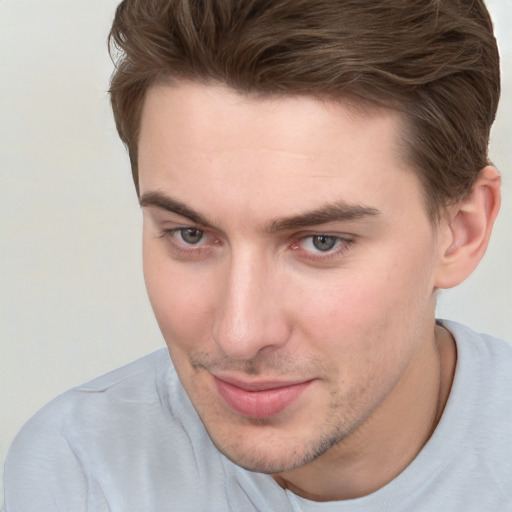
[{"left": 1, "top": 0, "right": 511, "bottom": 501}]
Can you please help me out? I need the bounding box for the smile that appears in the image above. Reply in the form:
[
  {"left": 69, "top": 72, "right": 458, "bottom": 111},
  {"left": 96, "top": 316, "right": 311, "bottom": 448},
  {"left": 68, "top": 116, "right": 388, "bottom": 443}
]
[{"left": 212, "top": 375, "right": 313, "bottom": 419}]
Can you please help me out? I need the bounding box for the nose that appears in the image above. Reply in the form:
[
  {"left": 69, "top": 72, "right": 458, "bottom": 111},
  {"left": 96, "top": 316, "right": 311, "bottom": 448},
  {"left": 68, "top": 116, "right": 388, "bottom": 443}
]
[{"left": 211, "top": 251, "right": 291, "bottom": 360}]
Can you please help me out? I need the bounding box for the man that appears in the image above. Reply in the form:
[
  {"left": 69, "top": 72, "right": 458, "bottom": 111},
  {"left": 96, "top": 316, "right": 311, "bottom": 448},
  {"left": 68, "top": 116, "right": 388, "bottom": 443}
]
[{"left": 3, "top": 0, "right": 511, "bottom": 510}]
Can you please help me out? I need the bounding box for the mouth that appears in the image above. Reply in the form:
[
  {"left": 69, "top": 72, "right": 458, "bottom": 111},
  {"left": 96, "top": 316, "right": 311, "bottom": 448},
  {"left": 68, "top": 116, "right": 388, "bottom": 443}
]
[{"left": 212, "top": 374, "right": 313, "bottom": 419}]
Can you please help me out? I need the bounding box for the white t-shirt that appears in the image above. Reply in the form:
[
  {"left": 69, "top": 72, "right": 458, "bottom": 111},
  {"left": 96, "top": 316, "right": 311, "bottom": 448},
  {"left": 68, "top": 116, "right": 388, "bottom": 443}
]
[{"left": 3, "top": 321, "right": 512, "bottom": 511}]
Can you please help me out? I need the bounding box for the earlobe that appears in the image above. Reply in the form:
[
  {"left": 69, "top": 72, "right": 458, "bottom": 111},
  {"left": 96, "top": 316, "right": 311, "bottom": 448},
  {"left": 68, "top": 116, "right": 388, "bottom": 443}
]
[{"left": 434, "top": 166, "right": 501, "bottom": 289}]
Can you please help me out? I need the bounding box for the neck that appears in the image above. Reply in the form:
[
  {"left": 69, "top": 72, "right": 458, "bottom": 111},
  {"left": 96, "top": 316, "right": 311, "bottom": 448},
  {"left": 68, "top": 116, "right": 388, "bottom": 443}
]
[{"left": 273, "top": 323, "right": 457, "bottom": 501}]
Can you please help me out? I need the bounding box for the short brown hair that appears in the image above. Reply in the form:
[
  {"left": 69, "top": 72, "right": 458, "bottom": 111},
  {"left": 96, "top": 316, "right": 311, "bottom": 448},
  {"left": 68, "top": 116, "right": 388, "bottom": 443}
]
[{"left": 109, "top": 0, "right": 500, "bottom": 219}]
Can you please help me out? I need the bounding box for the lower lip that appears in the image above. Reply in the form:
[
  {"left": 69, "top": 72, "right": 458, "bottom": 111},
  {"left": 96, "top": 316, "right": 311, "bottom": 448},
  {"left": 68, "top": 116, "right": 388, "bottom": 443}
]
[{"left": 213, "top": 378, "right": 312, "bottom": 419}]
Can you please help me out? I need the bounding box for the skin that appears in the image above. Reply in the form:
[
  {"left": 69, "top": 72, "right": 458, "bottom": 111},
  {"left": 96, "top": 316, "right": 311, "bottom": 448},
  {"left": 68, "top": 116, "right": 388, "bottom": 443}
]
[{"left": 138, "top": 81, "right": 465, "bottom": 500}]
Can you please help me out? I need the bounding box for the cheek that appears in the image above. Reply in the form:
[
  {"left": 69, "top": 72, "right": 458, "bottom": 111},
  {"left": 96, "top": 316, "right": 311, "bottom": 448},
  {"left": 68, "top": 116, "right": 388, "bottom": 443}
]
[{"left": 295, "top": 250, "right": 435, "bottom": 356}]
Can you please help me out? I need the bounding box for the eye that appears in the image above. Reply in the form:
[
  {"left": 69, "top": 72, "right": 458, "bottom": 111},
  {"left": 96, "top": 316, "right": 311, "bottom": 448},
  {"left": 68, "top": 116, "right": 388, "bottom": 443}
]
[
  {"left": 157, "top": 226, "right": 219, "bottom": 261},
  {"left": 290, "top": 233, "right": 354, "bottom": 263},
  {"left": 301, "top": 234, "right": 343, "bottom": 253},
  {"left": 178, "top": 228, "right": 204, "bottom": 245}
]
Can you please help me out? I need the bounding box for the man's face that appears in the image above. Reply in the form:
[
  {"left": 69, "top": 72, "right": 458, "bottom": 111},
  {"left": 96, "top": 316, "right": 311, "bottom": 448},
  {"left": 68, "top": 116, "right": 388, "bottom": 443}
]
[{"left": 138, "top": 81, "right": 444, "bottom": 473}]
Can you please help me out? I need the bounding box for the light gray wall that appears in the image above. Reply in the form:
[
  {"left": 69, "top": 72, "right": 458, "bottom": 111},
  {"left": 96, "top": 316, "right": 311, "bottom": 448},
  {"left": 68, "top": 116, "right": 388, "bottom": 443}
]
[{"left": 1, "top": 0, "right": 511, "bottom": 499}]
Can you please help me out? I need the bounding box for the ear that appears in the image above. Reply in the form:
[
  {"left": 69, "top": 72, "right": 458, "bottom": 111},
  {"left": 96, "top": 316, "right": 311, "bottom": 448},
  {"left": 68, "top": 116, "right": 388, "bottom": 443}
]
[{"left": 434, "top": 166, "right": 501, "bottom": 289}]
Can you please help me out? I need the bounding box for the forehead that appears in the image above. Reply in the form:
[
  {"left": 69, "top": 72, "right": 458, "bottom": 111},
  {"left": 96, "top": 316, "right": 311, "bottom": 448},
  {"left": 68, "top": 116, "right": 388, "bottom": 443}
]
[
  {"left": 139, "top": 81, "right": 401, "bottom": 156},
  {"left": 137, "top": 81, "right": 424, "bottom": 227}
]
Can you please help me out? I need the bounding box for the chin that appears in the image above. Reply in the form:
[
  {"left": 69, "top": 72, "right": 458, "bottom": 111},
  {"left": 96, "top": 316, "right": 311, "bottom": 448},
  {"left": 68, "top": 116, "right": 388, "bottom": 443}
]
[{"left": 207, "top": 422, "right": 348, "bottom": 474}]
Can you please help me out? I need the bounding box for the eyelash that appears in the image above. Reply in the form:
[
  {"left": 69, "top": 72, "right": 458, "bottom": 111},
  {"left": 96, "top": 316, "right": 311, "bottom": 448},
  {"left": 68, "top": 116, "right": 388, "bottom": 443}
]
[{"left": 158, "top": 228, "right": 354, "bottom": 263}]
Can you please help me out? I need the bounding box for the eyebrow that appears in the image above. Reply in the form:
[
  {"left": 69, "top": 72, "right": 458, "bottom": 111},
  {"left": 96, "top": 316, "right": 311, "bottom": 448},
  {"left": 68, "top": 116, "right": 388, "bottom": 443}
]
[
  {"left": 140, "top": 191, "right": 214, "bottom": 227},
  {"left": 267, "top": 202, "right": 380, "bottom": 232},
  {"left": 140, "top": 191, "right": 380, "bottom": 232}
]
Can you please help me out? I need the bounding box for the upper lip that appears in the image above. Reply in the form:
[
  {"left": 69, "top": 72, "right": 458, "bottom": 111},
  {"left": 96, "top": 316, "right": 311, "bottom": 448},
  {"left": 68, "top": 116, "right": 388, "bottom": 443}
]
[{"left": 212, "top": 373, "right": 312, "bottom": 392}]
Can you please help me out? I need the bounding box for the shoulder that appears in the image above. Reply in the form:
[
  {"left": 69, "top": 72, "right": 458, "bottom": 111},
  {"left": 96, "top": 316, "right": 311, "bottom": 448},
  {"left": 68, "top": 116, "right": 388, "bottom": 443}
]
[
  {"left": 3, "top": 348, "right": 175, "bottom": 511},
  {"left": 8, "top": 347, "right": 173, "bottom": 448},
  {"left": 24, "top": 348, "right": 172, "bottom": 428},
  {"left": 441, "top": 321, "right": 512, "bottom": 502}
]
